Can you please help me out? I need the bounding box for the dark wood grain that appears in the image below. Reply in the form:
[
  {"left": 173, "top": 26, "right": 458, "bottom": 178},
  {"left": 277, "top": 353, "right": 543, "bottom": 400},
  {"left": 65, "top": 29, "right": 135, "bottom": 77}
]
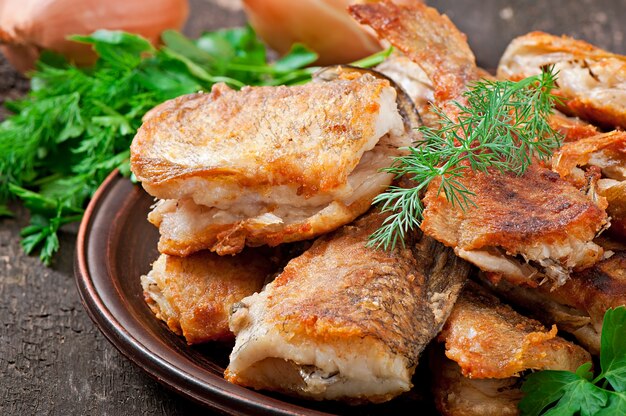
[{"left": 1, "top": 0, "right": 625, "bottom": 415}]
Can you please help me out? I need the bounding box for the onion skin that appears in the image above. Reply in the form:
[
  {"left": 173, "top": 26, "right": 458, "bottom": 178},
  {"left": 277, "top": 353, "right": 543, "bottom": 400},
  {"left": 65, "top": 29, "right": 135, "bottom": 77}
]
[
  {"left": 0, "top": 0, "right": 189, "bottom": 73},
  {"left": 243, "top": 0, "right": 381, "bottom": 66}
]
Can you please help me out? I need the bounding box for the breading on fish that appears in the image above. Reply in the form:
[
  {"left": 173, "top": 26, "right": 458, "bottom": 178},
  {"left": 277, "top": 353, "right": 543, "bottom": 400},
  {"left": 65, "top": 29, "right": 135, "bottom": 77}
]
[
  {"left": 482, "top": 241, "right": 626, "bottom": 354},
  {"left": 498, "top": 31, "right": 626, "bottom": 130},
  {"left": 225, "top": 211, "right": 470, "bottom": 403},
  {"left": 141, "top": 250, "right": 273, "bottom": 344},
  {"left": 131, "top": 72, "right": 407, "bottom": 256},
  {"left": 439, "top": 282, "right": 591, "bottom": 379},
  {"left": 351, "top": 0, "right": 608, "bottom": 287}
]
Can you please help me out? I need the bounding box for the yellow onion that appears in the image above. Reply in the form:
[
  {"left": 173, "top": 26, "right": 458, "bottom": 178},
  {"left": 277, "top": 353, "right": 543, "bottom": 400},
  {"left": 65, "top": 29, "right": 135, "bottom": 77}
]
[
  {"left": 0, "top": 0, "right": 189, "bottom": 73},
  {"left": 243, "top": 0, "right": 381, "bottom": 66}
]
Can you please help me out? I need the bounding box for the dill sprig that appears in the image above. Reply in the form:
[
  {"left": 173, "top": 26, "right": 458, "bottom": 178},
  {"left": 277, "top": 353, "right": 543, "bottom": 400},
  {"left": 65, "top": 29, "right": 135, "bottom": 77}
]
[{"left": 369, "top": 67, "right": 562, "bottom": 250}]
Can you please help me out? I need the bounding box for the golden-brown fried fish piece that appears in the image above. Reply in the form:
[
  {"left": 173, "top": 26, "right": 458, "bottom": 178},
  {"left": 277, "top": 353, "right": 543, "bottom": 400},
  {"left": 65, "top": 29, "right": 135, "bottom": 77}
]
[
  {"left": 431, "top": 350, "right": 524, "bottom": 416},
  {"left": 225, "top": 211, "right": 470, "bottom": 403},
  {"left": 350, "top": 0, "right": 478, "bottom": 122},
  {"left": 439, "top": 282, "right": 591, "bottom": 379},
  {"left": 498, "top": 32, "right": 626, "bottom": 130},
  {"left": 482, "top": 243, "right": 626, "bottom": 355},
  {"left": 422, "top": 164, "right": 607, "bottom": 287},
  {"left": 553, "top": 130, "right": 626, "bottom": 237},
  {"left": 131, "top": 72, "right": 406, "bottom": 255},
  {"left": 351, "top": 0, "right": 608, "bottom": 287},
  {"left": 140, "top": 250, "right": 273, "bottom": 344},
  {"left": 549, "top": 111, "right": 600, "bottom": 143}
]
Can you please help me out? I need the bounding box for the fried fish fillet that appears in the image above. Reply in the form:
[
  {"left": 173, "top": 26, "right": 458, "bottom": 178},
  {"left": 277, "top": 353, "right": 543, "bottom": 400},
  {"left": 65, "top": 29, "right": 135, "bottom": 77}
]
[
  {"left": 433, "top": 283, "right": 591, "bottom": 416},
  {"left": 351, "top": 0, "right": 608, "bottom": 286},
  {"left": 549, "top": 110, "right": 600, "bottom": 143},
  {"left": 482, "top": 242, "right": 626, "bottom": 355},
  {"left": 439, "top": 282, "right": 591, "bottom": 379},
  {"left": 553, "top": 130, "right": 626, "bottom": 237},
  {"left": 431, "top": 350, "right": 524, "bottom": 416},
  {"left": 131, "top": 72, "right": 406, "bottom": 256},
  {"left": 423, "top": 165, "right": 607, "bottom": 287},
  {"left": 225, "top": 211, "right": 470, "bottom": 403},
  {"left": 140, "top": 250, "right": 273, "bottom": 344},
  {"left": 350, "top": 0, "right": 478, "bottom": 122},
  {"left": 498, "top": 32, "right": 626, "bottom": 129}
]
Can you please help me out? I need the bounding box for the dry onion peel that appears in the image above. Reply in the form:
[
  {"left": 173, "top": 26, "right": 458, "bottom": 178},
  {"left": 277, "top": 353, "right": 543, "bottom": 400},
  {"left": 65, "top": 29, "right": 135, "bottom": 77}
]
[
  {"left": 0, "top": 0, "right": 189, "bottom": 73},
  {"left": 243, "top": 0, "right": 381, "bottom": 66}
]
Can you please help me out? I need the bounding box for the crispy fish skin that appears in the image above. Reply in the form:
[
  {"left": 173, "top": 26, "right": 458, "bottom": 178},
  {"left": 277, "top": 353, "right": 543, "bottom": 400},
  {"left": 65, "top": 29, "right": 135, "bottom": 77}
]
[
  {"left": 498, "top": 31, "right": 626, "bottom": 129},
  {"left": 549, "top": 111, "right": 600, "bottom": 143},
  {"left": 552, "top": 130, "right": 626, "bottom": 237},
  {"left": 431, "top": 350, "right": 523, "bottom": 416},
  {"left": 350, "top": 0, "right": 477, "bottom": 122},
  {"left": 131, "top": 74, "right": 403, "bottom": 202},
  {"left": 421, "top": 164, "right": 608, "bottom": 286},
  {"left": 352, "top": 0, "right": 608, "bottom": 286},
  {"left": 483, "top": 247, "right": 626, "bottom": 354},
  {"left": 225, "top": 211, "right": 470, "bottom": 403},
  {"left": 140, "top": 250, "right": 272, "bottom": 344},
  {"left": 439, "top": 282, "right": 591, "bottom": 379}
]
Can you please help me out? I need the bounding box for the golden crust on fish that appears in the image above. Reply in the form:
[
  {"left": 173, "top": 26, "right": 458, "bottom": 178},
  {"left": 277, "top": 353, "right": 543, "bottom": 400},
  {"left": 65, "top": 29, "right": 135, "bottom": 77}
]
[
  {"left": 439, "top": 282, "right": 591, "bottom": 379},
  {"left": 422, "top": 164, "right": 608, "bottom": 286},
  {"left": 482, "top": 243, "right": 626, "bottom": 354},
  {"left": 225, "top": 211, "right": 470, "bottom": 403},
  {"left": 132, "top": 73, "right": 406, "bottom": 255},
  {"left": 140, "top": 251, "right": 272, "bottom": 344},
  {"left": 352, "top": 1, "right": 607, "bottom": 286},
  {"left": 549, "top": 111, "right": 600, "bottom": 143},
  {"left": 498, "top": 31, "right": 626, "bottom": 129},
  {"left": 350, "top": 0, "right": 478, "bottom": 120},
  {"left": 132, "top": 74, "right": 402, "bottom": 199},
  {"left": 553, "top": 130, "right": 626, "bottom": 237}
]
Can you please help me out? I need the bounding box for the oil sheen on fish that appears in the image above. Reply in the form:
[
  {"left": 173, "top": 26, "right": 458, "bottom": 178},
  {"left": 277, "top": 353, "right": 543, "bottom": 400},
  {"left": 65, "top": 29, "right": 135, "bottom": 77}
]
[
  {"left": 225, "top": 211, "right": 470, "bottom": 403},
  {"left": 498, "top": 31, "right": 626, "bottom": 130},
  {"left": 131, "top": 72, "right": 406, "bottom": 255},
  {"left": 350, "top": 0, "right": 608, "bottom": 287},
  {"left": 141, "top": 250, "right": 273, "bottom": 344}
]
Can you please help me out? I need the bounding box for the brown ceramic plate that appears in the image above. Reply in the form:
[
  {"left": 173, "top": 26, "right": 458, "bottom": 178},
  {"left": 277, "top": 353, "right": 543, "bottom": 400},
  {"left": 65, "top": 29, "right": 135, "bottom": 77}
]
[{"left": 74, "top": 170, "right": 437, "bottom": 415}]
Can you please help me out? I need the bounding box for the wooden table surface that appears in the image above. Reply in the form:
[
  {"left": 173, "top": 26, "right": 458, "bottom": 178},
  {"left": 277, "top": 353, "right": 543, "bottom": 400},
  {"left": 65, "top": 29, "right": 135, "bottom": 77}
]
[{"left": 1, "top": 1, "right": 624, "bottom": 414}]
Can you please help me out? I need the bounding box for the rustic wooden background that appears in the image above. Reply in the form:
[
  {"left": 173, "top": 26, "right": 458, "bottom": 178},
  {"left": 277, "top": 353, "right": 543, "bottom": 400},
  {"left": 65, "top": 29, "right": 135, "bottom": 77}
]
[{"left": 1, "top": 0, "right": 624, "bottom": 414}]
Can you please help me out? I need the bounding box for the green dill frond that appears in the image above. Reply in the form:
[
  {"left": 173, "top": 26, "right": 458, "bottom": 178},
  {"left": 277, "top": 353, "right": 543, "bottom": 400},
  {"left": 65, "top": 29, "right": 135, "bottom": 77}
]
[{"left": 370, "top": 66, "right": 563, "bottom": 250}]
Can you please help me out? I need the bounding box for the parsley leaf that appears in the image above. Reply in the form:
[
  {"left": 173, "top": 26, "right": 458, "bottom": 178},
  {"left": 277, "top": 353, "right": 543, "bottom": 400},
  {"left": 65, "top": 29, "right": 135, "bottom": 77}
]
[
  {"left": 520, "top": 306, "right": 626, "bottom": 416},
  {"left": 599, "top": 307, "right": 626, "bottom": 391},
  {"left": 0, "top": 204, "right": 13, "bottom": 217}
]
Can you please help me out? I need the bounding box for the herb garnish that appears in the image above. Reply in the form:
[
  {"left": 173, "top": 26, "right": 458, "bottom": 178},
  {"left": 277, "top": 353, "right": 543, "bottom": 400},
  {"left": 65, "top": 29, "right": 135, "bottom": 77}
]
[
  {"left": 0, "top": 27, "right": 389, "bottom": 265},
  {"left": 520, "top": 306, "right": 626, "bottom": 416},
  {"left": 369, "top": 67, "right": 562, "bottom": 250}
]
